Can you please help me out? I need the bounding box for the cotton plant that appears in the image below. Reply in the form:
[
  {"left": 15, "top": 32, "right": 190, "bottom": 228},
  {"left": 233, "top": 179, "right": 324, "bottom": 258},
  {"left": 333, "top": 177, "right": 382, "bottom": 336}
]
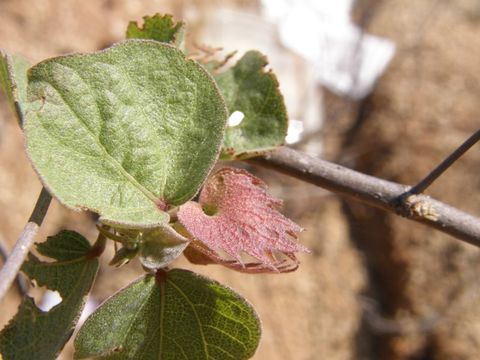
[{"left": 0, "top": 14, "right": 308, "bottom": 359}]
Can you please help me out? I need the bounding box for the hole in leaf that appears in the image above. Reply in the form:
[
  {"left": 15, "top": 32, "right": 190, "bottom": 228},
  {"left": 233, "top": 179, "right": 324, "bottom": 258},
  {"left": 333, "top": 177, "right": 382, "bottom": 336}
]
[
  {"left": 285, "top": 119, "right": 304, "bottom": 144},
  {"left": 202, "top": 204, "right": 218, "bottom": 216},
  {"left": 40, "top": 290, "right": 63, "bottom": 311},
  {"left": 29, "top": 286, "right": 63, "bottom": 311},
  {"left": 227, "top": 111, "right": 244, "bottom": 127}
]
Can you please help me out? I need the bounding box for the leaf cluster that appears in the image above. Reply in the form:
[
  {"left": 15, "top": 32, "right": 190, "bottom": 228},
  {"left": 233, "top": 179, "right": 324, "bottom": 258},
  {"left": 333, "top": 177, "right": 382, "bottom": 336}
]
[{"left": 0, "top": 13, "right": 305, "bottom": 359}]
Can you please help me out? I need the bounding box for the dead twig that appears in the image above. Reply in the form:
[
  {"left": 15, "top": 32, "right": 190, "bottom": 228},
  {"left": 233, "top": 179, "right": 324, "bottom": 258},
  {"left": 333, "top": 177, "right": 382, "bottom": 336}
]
[
  {"left": 0, "top": 239, "right": 29, "bottom": 297},
  {"left": 248, "top": 146, "right": 480, "bottom": 248},
  {"left": 408, "top": 128, "right": 480, "bottom": 195},
  {"left": 0, "top": 187, "right": 52, "bottom": 302}
]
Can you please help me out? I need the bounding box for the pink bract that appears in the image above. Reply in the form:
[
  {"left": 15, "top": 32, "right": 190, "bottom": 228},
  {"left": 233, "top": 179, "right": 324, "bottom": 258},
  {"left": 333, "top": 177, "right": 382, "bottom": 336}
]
[{"left": 178, "top": 167, "right": 308, "bottom": 271}]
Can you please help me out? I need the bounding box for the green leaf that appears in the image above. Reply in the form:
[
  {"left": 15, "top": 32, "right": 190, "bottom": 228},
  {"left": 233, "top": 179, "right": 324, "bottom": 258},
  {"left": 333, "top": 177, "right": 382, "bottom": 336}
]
[
  {"left": 74, "top": 269, "right": 261, "bottom": 360},
  {"left": 0, "top": 50, "right": 29, "bottom": 124},
  {"left": 35, "top": 230, "right": 92, "bottom": 261},
  {"left": 139, "top": 225, "right": 190, "bottom": 270},
  {"left": 24, "top": 40, "right": 227, "bottom": 228},
  {"left": 109, "top": 246, "right": 139, "bottom": 267},
  {"left": 126, "top": 14, "right": 185, "bottom": 48},
  {"left": 0, "top": 231, "right": 99, "bottom": 360},
  {"left": 215, "top": 51, "right": 288, "bottom": 159}
]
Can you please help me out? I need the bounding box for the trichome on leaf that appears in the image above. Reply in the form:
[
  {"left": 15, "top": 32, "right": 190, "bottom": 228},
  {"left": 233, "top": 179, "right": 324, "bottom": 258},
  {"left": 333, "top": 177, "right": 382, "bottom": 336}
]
[
  {"left": 0, "top": 11, "right": 310, "bottom": 360},
  {"left": 179, "top": 167, "right": 309, "bottom": 273}
]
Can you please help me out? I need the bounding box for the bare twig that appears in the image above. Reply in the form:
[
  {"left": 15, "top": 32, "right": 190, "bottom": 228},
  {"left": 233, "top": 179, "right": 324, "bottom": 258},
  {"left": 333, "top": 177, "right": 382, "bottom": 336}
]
[
  {"left": 0, "top": 187, "right": 52, "bottom": 302},
  {"left": 409, "top": 129, "right": 480, "bottom": 195},
  {"left": 248, "top": 147, "right": 480, "bottom": 248},
  {"left": 0, "top": 56, "right": 53, "bottom": 302},
  {"left": 0, "top": 239, "right": 29, "bottom": 297},
  {"left": 0, "top": 241, "right": 9, "bottom": 264}
]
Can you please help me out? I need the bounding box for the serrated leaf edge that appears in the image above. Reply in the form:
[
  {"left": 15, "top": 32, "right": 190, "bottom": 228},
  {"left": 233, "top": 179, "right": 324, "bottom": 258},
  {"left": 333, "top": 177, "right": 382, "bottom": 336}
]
[{"left": 218, "top": 50, "right": 289, "bottom": 160}]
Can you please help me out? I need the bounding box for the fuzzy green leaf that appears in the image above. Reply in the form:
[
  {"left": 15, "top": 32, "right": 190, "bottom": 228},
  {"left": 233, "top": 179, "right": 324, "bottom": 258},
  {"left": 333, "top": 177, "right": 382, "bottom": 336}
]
[
  {"left": 139, "top": 225, "right": 190, "bottom": 270},
  {"left": 74, "top": 269, "right": 261, "bottom": 360},
  {"left": 24, "top": 40, "right": 227, "bottom": 228},
  {"left": 215, "top": 51, "right": 288, "bottom": 159},
  {"left": 0, "top": 50, "right": 29, "bottom": 124},
  {"left": 127, "top": 14, "right": 184, "bottom": 48},
  {"left": 0, "top": 231, "right": 99, "bottom": 360},
  {"left": 35, "top": 230, "right": 92, "bottom": 261}
]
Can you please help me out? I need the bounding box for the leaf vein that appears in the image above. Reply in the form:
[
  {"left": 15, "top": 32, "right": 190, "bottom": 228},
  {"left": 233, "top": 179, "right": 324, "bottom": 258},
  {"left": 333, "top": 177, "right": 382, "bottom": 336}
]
[
  {"left": 43, "top": 76, "right": 159, "bottom": 205},
  {"left": 167, "top": 278, "right": 210, "bottom": 359}
]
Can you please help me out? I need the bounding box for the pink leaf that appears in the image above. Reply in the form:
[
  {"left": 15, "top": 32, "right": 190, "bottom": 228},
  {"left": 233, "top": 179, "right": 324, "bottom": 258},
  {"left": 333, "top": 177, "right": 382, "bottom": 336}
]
[
  {"left": 183, "top": 240, "right": 300, "bottom": 274},
  {"left": 178, "top": 167, "right": 308, "bottom": 270}
]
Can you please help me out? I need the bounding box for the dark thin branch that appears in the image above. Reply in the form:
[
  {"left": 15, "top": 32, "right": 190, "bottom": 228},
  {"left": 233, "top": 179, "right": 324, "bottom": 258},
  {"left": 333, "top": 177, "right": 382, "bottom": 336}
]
[
  {"left": 248, "top": 147, "right": 480, "bottom": 248},
  {"left": 409, "top": 129, "right": 480, "bottom": 194},
  {"left": 28, "top": 187, "right": 52, "bottom": 225},
  {"left": 0, "top": 187, "right": 52, "bottom": 302}
]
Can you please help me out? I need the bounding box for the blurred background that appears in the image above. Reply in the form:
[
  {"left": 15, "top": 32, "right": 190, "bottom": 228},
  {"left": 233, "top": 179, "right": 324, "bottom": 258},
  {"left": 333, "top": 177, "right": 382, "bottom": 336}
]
[{"left": 1, "top": 0, "right": 480, "bottom": 359}]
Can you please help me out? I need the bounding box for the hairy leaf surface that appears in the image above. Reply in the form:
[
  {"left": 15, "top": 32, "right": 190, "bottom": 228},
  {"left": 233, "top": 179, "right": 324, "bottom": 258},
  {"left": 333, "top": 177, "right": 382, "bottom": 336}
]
[
  {"left": 126, "top": 14, "right": 184, "bottom": 48},
  {"left": 0, "top": 50, "right": 29, "bottom": 124},
  {"left": 215, "top": 51, "right": 288, "bottom": 159},
  {"left": 0, "top": 231, "right": 99, "bottom": 360},
  {"left": 24, "top": 40, "right": 227, "bottom": 227},
  {"left": 139, "top": 225, "right": 190, "bottom": 269},
  {"left": 74, "top": 269, "right": 261, "bottom": 360},
  {"left": 178, "top": 168, "right": 307, "bottom": 269}
]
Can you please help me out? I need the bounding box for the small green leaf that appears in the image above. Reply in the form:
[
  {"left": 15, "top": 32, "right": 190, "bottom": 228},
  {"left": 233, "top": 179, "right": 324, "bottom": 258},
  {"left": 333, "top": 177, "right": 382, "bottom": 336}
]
[
  {"left": 35, "top": 230, "right": 92, "bottom": 261},
  {"left": 139, "top": 225, "right": 190, "bottom": 270},
  {"left": 109, "top": 246, "right": 139, "bottom": 267},
  {"left": 127, "top": 14, "right": 185, "bottom": 48},
  {"left": 74, "top": 269, "right": 261, "bottom": 360},
  {"left": 24, "top": 40, "right": 227, "bottom": 228},
  {"left": 215, "top": 51, "right": 288, "bottom": 159},
  {"left": 0, "top": 50, "right": 29, "bottom": 124},
  {"left": 0, "top": 231, "right": 99, "bottom": 360}
]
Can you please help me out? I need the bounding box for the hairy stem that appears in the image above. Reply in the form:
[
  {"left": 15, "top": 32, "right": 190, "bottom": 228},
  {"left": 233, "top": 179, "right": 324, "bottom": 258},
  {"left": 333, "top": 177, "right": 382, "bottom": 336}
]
[
  {"left": 249, "top": 147, "right": 480, "bottom": 248},
  {"left": 0, "top": 187, "right": 52, "bottom": 302},
  {"left": 408, "top": 128, "right": 480, "bottom": 195}
]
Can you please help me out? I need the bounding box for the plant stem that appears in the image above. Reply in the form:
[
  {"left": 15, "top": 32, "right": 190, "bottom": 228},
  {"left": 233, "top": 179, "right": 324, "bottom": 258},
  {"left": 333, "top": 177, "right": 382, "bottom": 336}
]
[
  {"left": 408, "top": 129, "right": 480, "bottom": 195},
  {"left": 248, "top": 146, "right": 480, "bottom": 248},
  {"left": 0, "top": 239, "right": 28, "bottom": 297},
  {"left": 88, "top": 230, "right": 107, "bottom": 259},
  {"left": 0, "top": 187, "right": 52, "bottom": 302},
  {"left": 0, "top": 59, "right": 53, "bottom": 302}
]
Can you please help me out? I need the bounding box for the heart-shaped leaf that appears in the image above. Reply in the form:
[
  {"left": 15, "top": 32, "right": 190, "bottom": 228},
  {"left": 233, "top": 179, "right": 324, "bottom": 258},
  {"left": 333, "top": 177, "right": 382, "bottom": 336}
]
[
  {"left": 0, "top": 50, "right": 29, "bottom": 124},
  {"left": 126, "top": 14, "right": 185, "bottom": 48},
  {"left": 178, "top": 167, "right": 308, "bottom": 271},
  {"left": 74, "top": 269, "right": 261, "bottom": 359},
  {"left": 0, "top": 231, "right": 99, "bottom": 360},
  {"left": 24, "top": 40, "right": 227, "bottom": 227},
  {"left": 215, "top": 51, "right": 289, "bottom": 159}
]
